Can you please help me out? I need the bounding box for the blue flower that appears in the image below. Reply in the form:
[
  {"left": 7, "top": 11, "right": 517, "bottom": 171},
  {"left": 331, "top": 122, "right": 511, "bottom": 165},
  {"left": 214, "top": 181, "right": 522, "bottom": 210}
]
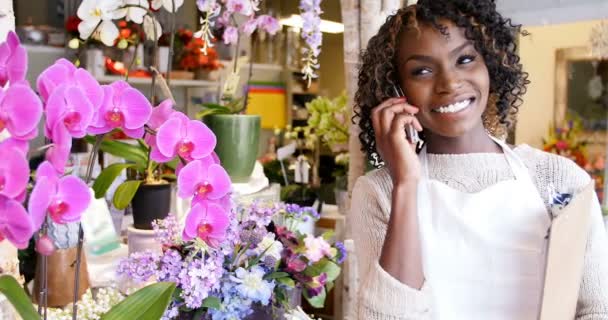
[{"left": 230, "top": 266, "right": 275, "bottom": 305}]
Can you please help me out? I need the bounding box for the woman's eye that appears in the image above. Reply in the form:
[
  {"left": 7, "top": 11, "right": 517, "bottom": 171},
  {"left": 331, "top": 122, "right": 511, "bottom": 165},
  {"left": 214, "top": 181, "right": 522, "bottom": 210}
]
[
  {"left": 412, "top": 67, "right": 431, "bottom": 76},
  {"left": 458, "top": 55, "right": 476, "bottom": 65}
]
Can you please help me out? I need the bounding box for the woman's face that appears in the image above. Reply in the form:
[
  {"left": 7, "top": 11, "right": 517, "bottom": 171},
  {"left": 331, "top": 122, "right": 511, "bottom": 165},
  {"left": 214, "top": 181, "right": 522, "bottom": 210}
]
[{"left": 396, "top": 20, "right": 490, "bottom": 139}]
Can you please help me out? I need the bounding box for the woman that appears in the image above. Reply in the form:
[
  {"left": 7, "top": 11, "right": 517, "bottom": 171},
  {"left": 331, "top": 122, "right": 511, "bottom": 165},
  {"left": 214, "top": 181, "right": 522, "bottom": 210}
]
[{"left": 350, "top": 0, "right": 608, "bottom": 319}]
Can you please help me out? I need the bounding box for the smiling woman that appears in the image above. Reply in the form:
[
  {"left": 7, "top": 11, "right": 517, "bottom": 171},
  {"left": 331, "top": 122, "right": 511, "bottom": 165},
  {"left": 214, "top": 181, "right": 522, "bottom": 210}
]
[{"left": 350, "top": 0, "right": 608, "bottom": 319}]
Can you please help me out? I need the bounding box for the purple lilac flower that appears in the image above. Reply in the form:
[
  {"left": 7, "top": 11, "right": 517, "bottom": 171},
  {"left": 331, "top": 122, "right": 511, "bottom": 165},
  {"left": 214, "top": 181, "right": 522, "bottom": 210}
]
[
  {"left": 161, "top": 304, "right": 179, "bottom": 320},
  {"left": 178, "top": 255, "right": 223, "bottom": 309},
  {"left": 157, "top": 249, "right": 182, "bottom": 283},
  {"left": 116, "top": 250, "right": 160, "bottom": 282},
  {"left": 335, "top": 241, "right": 347, "bottom": 264},
  {"left": 152, "top": 214, "right": 181, "bottom": 246}
]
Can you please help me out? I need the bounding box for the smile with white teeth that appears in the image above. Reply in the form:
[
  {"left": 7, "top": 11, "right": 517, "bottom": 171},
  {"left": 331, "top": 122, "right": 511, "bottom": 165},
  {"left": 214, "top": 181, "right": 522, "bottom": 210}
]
[{"left": 434, "top": 99, "right": 473, "bottom": 114}]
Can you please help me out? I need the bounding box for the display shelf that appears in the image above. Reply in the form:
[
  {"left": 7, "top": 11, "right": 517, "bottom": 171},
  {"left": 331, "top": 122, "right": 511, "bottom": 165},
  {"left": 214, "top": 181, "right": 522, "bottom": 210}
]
[{"left": 95, "top": 75, "right": 220, "bottom": 88}]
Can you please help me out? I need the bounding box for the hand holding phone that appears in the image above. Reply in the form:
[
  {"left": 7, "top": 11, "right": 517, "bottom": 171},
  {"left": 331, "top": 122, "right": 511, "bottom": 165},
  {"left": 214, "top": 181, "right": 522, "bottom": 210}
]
[{"left": 391, "top": 85, "right": 420, "bottom": 145}]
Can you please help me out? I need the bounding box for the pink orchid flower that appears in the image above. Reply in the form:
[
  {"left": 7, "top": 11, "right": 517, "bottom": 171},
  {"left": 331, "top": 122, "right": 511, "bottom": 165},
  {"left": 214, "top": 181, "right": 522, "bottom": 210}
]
[
  {"left": 177, "top": 159, "right": 231, "bottom": 204},
  {"left": 0, "top": 84, "right": 43, "bottom": 140},
  {"left": 0, "top": 194, "right": 34, "bottom": 249},
  {"left": 45, "top": 122, "right": 72, "bottom": 174},
  {"left": 156, "top": 112, "right": 216, "bottom": 161},
  {"left": 146, "top": 99, "right": 177, "bottom": 163},
  {"left": 37, "top": 59, "right": 103, "bottom": 111},
  {"left": 0, "top": 143, "right": 29, "bottom": 200},
  {"left": 37, "top": 58, "right": 77, "bottom": 103},
  {"left": 88, "top": 81, "right": 152, "bottom": 138},
  {"left": 45, "top": 84, "right": 95, "bottom": 139},
  {"left": 182, "top": 202, "right": 229, "bottom": 246},
  {"left": 0, "top": 31, "right": 27, "bottom": 87},
  {"left": 28, "top": 161, "right": 91, "bottom": 230}
]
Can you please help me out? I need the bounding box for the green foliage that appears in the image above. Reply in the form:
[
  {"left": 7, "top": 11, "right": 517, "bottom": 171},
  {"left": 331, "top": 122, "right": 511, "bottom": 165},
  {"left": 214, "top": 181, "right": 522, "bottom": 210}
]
[
  {"left": 101, "top": 282, "right": 176, "bottom": 320},
  {"left": 112, "top": 180, "right": 143, "bottom": 209},
  {"left": 93, "top": 163, "right": 136, "bottom": 199},
  {"left": 0, "top": 275, "right": 40, "bottom": 320},
  {"left": 196, "top": 97, "right": 245, "bottom": 118}
]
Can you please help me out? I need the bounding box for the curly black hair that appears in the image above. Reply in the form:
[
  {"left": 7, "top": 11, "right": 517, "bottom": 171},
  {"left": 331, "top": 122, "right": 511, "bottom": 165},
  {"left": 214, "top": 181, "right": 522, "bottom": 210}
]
[{"left": 353, "top": 0, "right": 530, "bottom": 165}]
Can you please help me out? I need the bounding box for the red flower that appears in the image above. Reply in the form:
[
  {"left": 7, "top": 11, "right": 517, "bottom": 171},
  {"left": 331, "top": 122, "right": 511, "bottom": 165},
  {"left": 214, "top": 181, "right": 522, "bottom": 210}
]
[{"left": 65, "top": 16, "right": 81, "bottom": 34}]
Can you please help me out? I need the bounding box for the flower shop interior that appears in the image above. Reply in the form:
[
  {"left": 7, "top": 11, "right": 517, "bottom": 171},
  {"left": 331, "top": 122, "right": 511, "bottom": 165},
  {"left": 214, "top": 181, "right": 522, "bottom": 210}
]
[{"left": 0, "top": 0, "right": 607, "bottom": 319}]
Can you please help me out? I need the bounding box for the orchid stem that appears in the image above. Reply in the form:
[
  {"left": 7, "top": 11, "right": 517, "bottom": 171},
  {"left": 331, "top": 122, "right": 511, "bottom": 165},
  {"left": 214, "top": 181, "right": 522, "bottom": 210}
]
[
  {"left": 72, "top": 134, "right": 104, "bottom": 320},
  {"left": 166, "top": 0, "right": 176, "bottom": 87}
]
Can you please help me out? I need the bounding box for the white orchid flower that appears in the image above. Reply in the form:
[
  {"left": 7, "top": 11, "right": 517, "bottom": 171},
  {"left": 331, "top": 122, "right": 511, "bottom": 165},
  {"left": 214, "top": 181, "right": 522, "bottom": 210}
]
[
  {"left": 113, "top": 0, "right": 148, "bottom": 24},
  {"left": 143, "top": 15, "right": 163, "bottom": 41},
  {"left": 151, "top": 0, "right": 184, "bottom": 12},
  {"left": 77, "top": 0, "right": 121, "bottom": 46}
]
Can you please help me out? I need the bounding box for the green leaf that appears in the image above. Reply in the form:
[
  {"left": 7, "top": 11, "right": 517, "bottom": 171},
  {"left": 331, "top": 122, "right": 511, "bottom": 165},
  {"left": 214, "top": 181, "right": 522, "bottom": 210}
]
[
  {"left": 112, "top": 180, "right": 142, "bottom": 209},
  {"left": 303, "top": 286, "right": 326, "bottom": 308},
  {"left": 101, "top": 282, "right": 176, "bottom": 320},
  {"left": 264, "top": 272, "right": 290, "bottom": 280},
  {"left": 0, "top": 275, "right": 41, "bottom": 320},
  {"left": 276, "top": 277, "right": 296, "bottom": 288},
  {"left": 160, "top": 173, "right": 177, "bottom": 181},
  {"left": 304, "top": 259, "right": 341, "bottom": 282},
  {"left": 85, "top": 136, "right": 147, "bottom": 169},
  {"left": 201, "top": 296, "right": 221, "bottom": 310},
  {"left": 93, "top": 163, "right": 136, "bottom": 199}
]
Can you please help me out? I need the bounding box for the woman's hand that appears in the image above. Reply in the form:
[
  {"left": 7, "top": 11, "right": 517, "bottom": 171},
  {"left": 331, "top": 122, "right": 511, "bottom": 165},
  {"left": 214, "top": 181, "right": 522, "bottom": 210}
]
[{"left": 371, "top": 97, "right": 423, "bottom": 185}]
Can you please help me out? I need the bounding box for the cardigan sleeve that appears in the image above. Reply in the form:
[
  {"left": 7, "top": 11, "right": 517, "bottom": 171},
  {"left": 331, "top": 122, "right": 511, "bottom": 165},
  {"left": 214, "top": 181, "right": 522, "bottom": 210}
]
[{"left": 351, "top": 175, "right": 433, "bottom": 319}]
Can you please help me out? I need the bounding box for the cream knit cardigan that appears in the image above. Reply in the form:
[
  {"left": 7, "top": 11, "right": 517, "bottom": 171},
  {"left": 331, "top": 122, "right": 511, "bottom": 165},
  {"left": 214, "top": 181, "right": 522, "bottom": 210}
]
[{"left": 351, "top": 145, "right": 608, "bottom": 319}]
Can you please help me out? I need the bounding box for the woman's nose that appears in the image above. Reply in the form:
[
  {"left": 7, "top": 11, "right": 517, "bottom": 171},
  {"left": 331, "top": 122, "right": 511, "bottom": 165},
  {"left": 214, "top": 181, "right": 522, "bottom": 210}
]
[{"left": 435, "top": 69, "right": 463, "bottom": 94}]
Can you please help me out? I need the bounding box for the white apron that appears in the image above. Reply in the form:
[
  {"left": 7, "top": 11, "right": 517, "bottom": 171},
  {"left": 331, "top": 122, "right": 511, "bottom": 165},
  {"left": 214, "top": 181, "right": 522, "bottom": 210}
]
[{"left": 417, "top": 136, "right": 551, "bottom": 320}]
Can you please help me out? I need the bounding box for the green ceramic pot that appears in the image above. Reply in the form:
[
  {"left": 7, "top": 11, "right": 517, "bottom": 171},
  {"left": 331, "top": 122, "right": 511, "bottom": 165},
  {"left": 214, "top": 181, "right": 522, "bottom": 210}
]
[{"left": 203, "top": 114, "right": 261, "bottom": 182}]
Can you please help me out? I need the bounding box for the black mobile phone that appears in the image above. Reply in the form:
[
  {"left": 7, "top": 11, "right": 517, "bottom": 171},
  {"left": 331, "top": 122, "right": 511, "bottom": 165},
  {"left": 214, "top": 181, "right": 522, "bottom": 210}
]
[{"left": 391, "top": 85, "right": 420, "bottom": 144}]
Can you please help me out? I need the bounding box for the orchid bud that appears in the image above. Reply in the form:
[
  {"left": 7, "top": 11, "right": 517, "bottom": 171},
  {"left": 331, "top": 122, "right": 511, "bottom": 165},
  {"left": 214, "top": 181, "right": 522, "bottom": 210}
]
[{"left": 36, "top": 235, "right": 55, "bottom": 256}]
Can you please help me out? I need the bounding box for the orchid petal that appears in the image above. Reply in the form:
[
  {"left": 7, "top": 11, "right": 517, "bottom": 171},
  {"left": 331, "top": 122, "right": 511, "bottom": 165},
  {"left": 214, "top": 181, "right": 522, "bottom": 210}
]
[
  {"left": 205, "top": 202, "right": 229, "bottom": 240},
  {"left": 150, "top": 143, "right": 173, "bottom": 163},
  {"left": 0, "top": 145, "right": 29, "bottom": 199},
  {"left": 36, "top": 161, "right": 60, "bottom": 185},
  {"left": 122, "top": 126, "right": 145, "bottom": 139},
  {"left": 0, "top": 195, "right": 33, "bottom": 249},
  {"left": 45, "top": 85, "right": 68, "bottom": 139},
  {"left": 7, "top": 45, "right": 27, "bottom": 84},
  {"left": 148, "top": 99, "right": 175, "bottom": 130},
  {"left": 73, "top": 68, "right": 104, "bottom": 109},
  {"left": 156, "top": 117, "right": 182, "bottom": 157},
  {"left": 37, "top": 62, "right": 72, "bottom": 102},
  {"left": 177, "top": 160, "right": 205, "bottom": 198},
  {"left": 0, "top": 138, "right": 28, "bottom": 156},
  {"left": 28, "top": 177, "right": 55, "bottom": 231},
  {"left": 55, "top": 177, "right": 91, "bottom": 223},
  {"left": 78, "top": 20, "right": 99, "bottom": 41},
  {"left": 64, "top": 85, "right": 95, "bottom": 137},
  {"left": 183, "top": 203, "right": 206, "bottom": 240},
  {"left": 187, "top": 120, "right": 216, "bottom": 159},
  {"left": 99, "top": 20, "right": 119, "bottom": 46},
  {"left": 206, "top": 164, "right": 231, "bottom": 200},
  {"left": 3, "top": 84, "right": 43, "bottom": 137},
  {"left": 120, "top": 88, "right": 152, "bottom": 129}
]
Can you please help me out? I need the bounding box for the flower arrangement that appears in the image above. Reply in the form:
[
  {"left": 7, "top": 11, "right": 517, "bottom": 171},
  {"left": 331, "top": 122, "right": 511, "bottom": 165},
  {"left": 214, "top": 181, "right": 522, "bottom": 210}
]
[
  {"left": 116, "top": 201, "right": 345, "bottom": 319},
  {"left": 172, "top": 28, "right": 222, "bottom": 72},
  {"left": 543, "top": 116, "right": 588, "bottom": 168},
  {"left": 299, "top": 0, "right": 323, "bottom": 86},
  {"left": 543, "top": 114, "right": 606, "bottom": 203}
]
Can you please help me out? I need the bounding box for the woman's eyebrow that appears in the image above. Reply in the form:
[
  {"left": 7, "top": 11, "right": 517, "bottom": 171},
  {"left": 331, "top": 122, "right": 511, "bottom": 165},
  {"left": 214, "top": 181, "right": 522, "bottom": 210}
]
[{"left": 402, "top": 41, "right": 474, "bottom": 65}]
